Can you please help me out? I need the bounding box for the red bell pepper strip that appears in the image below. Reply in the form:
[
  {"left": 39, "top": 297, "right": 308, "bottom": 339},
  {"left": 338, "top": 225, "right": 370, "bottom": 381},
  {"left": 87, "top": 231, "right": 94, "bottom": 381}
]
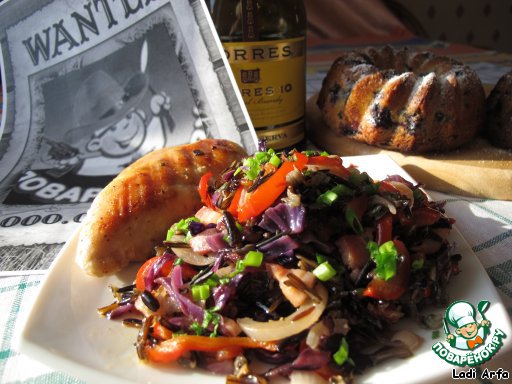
[
  {"left": 145, "top": 335, "right": 279, "bottom": 363},
  {"left": 214, "top": 346, "right": 245, "bottom": 361},
  {"left": 153, "top": 321, "right": 174, "bottom": 341},
  {"left": 346, "top": 195, "right": 368, "bottom": 222},
  {"left": 308, "top": 155, "right": 343, "bottom": 167},
  {"left": 398, "top": 206, "right": 443, "bottom": 227},
  {"left": 411, "top": 207, "right": 442, "bottom": 227},
  {"left": 198, "top": 171, "right": 215, "bottom": 210},
  {"left": 135, "top": 256, "right": 173, "bottom": 291},
  {"left": 363, "top": 239, "right": 411, "bottom": 301},
  {"left": 376, "top": 213, "right": 393, "bottom": 245},
  {"left": 307, "top": 155, "right": 351, "bottom": 179},
  {"left": 227, "top": 186, "right": 242, "bottom": 217},
  {"left": 135, "top": 256, "right": 195, "bottom": 291},
  {"left": 378, "top": 181, "right": 400, "bottom": 195},
  {"left": 237, "top": 152, "right": 308, "bottom": 222}
]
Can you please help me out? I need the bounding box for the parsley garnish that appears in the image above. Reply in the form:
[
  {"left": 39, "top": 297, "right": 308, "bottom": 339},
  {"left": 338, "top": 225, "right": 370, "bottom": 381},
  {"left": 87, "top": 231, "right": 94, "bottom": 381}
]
[
  {"left": 367, "top": 240, "right": 398, "bottom": 280},
  {"left": 189, "top": 307, "right": 222, "bottom": 337},
  {"left": 333, "top": 337, "right": 350, "bottom": 365},
  {"left": 203, "top": 307, "right": 221, "bottom": 337}
]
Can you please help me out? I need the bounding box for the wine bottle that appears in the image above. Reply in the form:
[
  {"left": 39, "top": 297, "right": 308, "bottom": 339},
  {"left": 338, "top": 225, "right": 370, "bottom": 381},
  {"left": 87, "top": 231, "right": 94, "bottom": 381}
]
[{"left": 212, "top": 0, "right": 307, "bottom": 150}]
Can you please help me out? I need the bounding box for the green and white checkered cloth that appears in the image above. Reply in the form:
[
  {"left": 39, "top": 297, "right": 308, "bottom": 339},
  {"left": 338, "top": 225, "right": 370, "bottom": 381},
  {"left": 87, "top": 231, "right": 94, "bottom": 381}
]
[
  {"left": 0, "top": 275, "right": 83, "bottom": 384},
  {"left": 429, "top": 191, "right": 512, "bottom": 316},
  {"left": 1, "top": 190, "right": 511, "bottom": 383}
]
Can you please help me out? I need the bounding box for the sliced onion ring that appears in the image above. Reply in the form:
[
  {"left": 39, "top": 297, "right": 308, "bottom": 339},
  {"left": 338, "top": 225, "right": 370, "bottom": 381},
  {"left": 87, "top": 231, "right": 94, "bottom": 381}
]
[
  {"left": 305, "top": 320, "right": 329, "bottom": 350},
  {"left": 236, "top": 283, "right": 328, "bottom": 342},
  {"left": 290, "top": 371, "right": 328, "bottom": 384},
  {"left": 368, "top": 194, "right": 396, "bottom": 215},
  {"left": 391, "top": 329, "right": 424, "bottom": 352},
  {"left": 388, "top": 181, "right": 414, "bottom": 206},
  {"left": 171, "top": 247, "right": 215, "bottom": 266}
]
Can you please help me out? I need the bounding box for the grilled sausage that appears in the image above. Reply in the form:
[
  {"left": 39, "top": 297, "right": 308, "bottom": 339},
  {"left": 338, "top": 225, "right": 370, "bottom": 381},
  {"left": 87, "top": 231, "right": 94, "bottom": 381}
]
[{"left": 76, "top": 139, "right": 246, "bottom": 276}]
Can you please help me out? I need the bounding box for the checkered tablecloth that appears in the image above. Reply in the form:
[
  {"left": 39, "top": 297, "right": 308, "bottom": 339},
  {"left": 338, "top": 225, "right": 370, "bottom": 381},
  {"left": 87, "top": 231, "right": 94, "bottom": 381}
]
[{"left": 0, "top": 274, "right": 82, "bottom": 383}]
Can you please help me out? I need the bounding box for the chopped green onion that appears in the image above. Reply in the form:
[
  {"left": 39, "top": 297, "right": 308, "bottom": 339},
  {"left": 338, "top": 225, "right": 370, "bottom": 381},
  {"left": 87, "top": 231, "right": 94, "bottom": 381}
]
[
  {"left": 349, "top": 169, "right": 371, "bottom": 186},
  {"left": 227, "top": 259, "right": 245, "bottom": 279},
  {"left": 331, "top": 184, "right": 353, "bottom": 197},
  {"left": 205, "top": 275, "right": 220, "bottom": 286},
  {"left": 173, "top": 258, "right": 184, "bottom": 266},
  {"left": 242, "top": 149, "right": 284, "bottom": 180},
  {"left": 413, "top": 188, "right": 424, "bottom": 204},
  {"left": 243, "top": 250, "right": 264, "bottom": 267},
  {"left": 316, "top": 184, "right": 354, "bottom": 206},
  {"left": 190, "top": 321, "right": 203, "bottom": 335},
  {"left": 235, "top": 259, "right": 245, "bottom": 271},
  {"left": 367, "top": 240, "right": 398, "bottom": 280},
  {"left": 243, "top": 157, "right": 260, "bottom": 180},
  {"left": 269, "top": 154, "right": 281, "bottom": 167},
  {"left": 379, "top": 240, "right": 395, "bottom": 255},
  {"left": 189, "top": 307, "right": 221, "bottom": 336},
  {"left": 411, "top": 258, "right": 424, "bottom": 270},
  {"left": 345, "top": 207, "right": 363, "bottom": 234},
  {"left": 228, "top": 251, "right": 265, "bottom": 278},
  {"left": 254, "top": 152, "right": 267, "bottom": 162},
  {"left": 333, "top": 337, "right": 349, "bottom": 365},
  {"left": 317, "top": 190, "right": 339, "bottom": 206},
  {"left": 313, "top": 261, "right": 337, "bottom": 281},
  {"left": 303, "top": 150, "right": 331, "bottom": 157},
  {"left": 315, "top": 253, "right": 327, "bottom": 264},
  {"left": 202, "top": 308, "right": 221, "bottom": 337},
  {"left": 167, "top": 216, "right": 200, "bottom": 241},
  {"left": 166, "top": 227, "right": 176, "bottom": 241},
  {"left": 191, "top": 284, "right": 211, "bottom": 301}
]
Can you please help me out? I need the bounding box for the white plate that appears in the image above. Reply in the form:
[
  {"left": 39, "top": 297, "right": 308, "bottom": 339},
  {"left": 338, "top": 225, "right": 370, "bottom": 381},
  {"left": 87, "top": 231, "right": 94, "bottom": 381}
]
[{"left": 18, "top": 154, "right": 512, "bottom": 383}]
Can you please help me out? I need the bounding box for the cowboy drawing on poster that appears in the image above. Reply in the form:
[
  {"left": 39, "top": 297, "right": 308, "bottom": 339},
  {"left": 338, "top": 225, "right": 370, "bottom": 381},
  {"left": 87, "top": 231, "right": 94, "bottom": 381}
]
[
  {"left": 5, "top": 22, "right": 207, "bottom": 205},
  {"left": 0, "top": 0, "right": 256, "bottom": 273},
  {"left": 43, "top": 69, "right": 174, "bottom": 177}
]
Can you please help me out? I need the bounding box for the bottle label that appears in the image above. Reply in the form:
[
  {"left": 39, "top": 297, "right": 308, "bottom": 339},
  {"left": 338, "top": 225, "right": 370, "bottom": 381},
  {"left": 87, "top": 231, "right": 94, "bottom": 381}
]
[{"left": 223, "top": 37, "right": 305, "bottom": 149}]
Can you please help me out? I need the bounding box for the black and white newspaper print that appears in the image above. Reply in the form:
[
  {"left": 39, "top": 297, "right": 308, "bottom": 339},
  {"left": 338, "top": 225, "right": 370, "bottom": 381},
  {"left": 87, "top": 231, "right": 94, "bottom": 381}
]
[{"left": 0, "top": 0, "right": 257, "bottom": 275}]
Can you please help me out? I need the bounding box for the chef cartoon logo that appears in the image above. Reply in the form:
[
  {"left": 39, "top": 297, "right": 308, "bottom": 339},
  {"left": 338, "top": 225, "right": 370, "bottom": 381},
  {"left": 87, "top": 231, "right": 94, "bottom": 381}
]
[
  {"left": 445, "top": 300, "right": 491, "bottom": 350},
  {"left": 432, "top": 300, "right": 507, "bottom": 367}
]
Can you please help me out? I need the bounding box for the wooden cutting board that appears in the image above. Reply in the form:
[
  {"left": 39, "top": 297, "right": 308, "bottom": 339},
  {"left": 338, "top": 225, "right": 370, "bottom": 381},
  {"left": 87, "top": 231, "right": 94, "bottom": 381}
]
[{"left": 306, "top": 94, "right": 512, "bottom": 200}]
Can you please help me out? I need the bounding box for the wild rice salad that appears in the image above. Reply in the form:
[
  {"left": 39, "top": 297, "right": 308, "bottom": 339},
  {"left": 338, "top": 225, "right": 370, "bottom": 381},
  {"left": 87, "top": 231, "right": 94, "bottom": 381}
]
[{"left": 99, "top": 148, "right": 460, "bottom": 383}]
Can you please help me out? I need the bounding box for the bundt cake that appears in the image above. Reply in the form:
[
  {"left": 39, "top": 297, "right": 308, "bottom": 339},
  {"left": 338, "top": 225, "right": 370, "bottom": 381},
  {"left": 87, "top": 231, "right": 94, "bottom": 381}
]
[
  {"left": 486, "top": 71, "right": 512, "bottom": 150},
  {"left": 317, "top": 46, "right": 486, "bottom": 153}
]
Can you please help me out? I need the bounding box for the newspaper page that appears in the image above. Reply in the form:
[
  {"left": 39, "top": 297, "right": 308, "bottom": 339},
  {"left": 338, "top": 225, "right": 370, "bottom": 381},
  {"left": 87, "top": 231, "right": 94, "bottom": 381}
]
[{"left": 0, "top": 0, "right": 257, "bottom": 275}]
